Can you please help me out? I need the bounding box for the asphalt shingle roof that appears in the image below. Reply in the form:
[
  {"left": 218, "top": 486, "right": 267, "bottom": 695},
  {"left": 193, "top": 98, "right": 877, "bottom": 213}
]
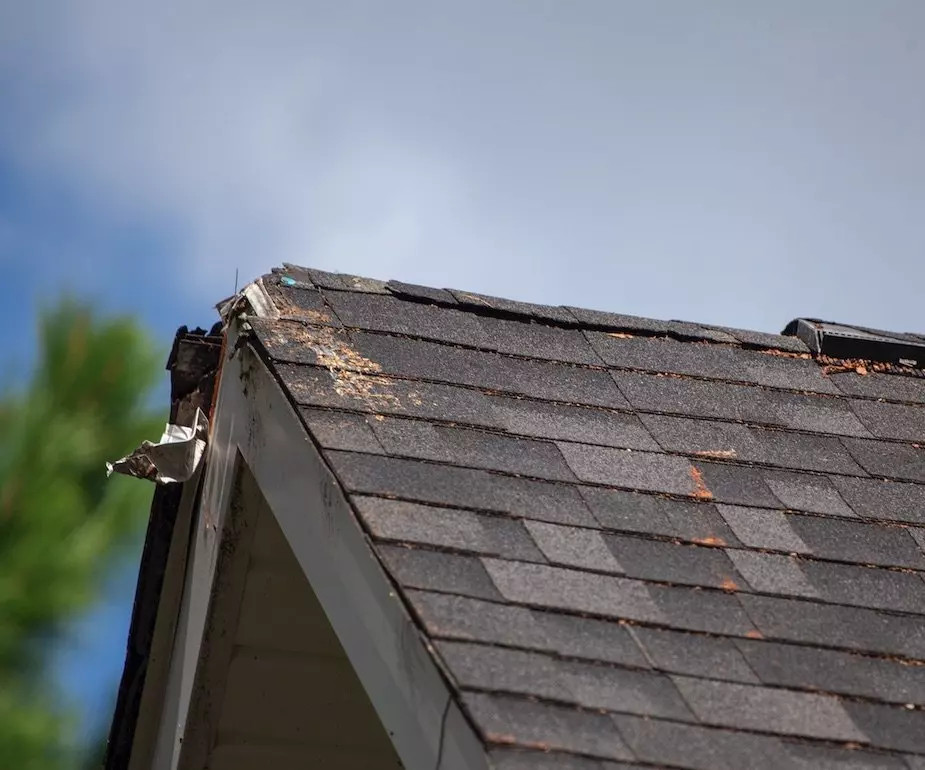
[{"left": 250, "top": 265, "right": 925, "bottom": 769}]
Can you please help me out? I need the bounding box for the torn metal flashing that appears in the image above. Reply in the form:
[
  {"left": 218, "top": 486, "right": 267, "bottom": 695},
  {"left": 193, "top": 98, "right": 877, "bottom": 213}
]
[
  {"left": 107, "top": 408, "right": 209, "bottom": 484},
  {"left": 104, "top": 323, "right": 223, "bottom": 770}
]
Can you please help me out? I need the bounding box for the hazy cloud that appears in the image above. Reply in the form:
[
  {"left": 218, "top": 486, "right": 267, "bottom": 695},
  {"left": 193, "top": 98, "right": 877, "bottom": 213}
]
[{"left": 2, "top": 0, "right": 924, "bottom": 330}]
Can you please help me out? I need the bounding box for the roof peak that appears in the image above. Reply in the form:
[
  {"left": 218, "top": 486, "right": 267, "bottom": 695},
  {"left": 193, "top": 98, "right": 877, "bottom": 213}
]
[
  {"left": 261, "top": 264, "right": 924, "bottom": 373},
  {"left": 269, "top": 263, "right": 808, "bottom": 355}
]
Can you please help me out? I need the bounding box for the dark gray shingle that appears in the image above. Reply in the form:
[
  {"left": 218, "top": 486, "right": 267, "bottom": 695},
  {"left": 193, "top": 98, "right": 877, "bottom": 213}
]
[
  {"left": 463, "top": 692, "right": 635, "bottom": 761},
  {"left": 671, "top": 676, "right": 865, "bottom": 741}
]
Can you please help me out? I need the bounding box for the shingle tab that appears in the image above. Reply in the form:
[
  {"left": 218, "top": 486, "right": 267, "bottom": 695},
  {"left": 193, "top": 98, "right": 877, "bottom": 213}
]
[
  {"left": 739, "top": 593, "right": 925, "bottom": 658},
  {"left": 324, "top": 290, "right": 488, "bottom": 346},
  {"left": 524, "top": 520, "right": 624, "bottom": 573},
  {"left": 612, "top": 714, "right": 785, "bottom": 770},
  {"left": 481, "top": 559, "right": 664, "bottom": 623},
  {"left": 409, "top": 592, "right": 649, "bottom": 667},
  {"left": 706, "top": 325, "right": 810, "bottom": 353},
  {"left": 832, "top": 475, "right": 925, "bottom": 525},
  {"left": 581, "top": 488, "right": 738, "bottom": 545},
  {"left": 299, "top": 408, "right": 385, "bottom": 453},
  {"left": 284, "top": 364, "right": 504, "bottom": 426},
  {"left": 830, "top": 371, "right": 925, "bottom": 404},
  {"left": 736, "top": 638, "right": 925, "bottom": 705},
  {"left": 605, "top": 536, "right": 744, "bottom": 589},
  {"left": 786, "top": 514, "right": 925, "bottom": 569},
  {"left": 442, "top": 640, "right": 695, "bottom": 720},
  {"left": 716, "top": 506, "right": 811, "bottom": 553},
  {"left": 489, "top": 396, "right": 660, "bottom": 450},
  {"left": 558, "top": 659, "right": 694, "bottom": 719},
  {"left": 354, "top": 497, "right": 545, "bottom": 561},
  {"left": 378, "top": 545, "right": 502, "bottom": 600},
  {"left": 842, "top": 437, "right": 925, "bottom": 483},
  {"left": 588, "top": 334, "right": 839, "bottom": 393},
  {"left": 641, "top": 414, "right": 867, "bottom": 475},
  {"left": 349, "top": 331, "right": 629, "bottom": 407},
  {"left": 370, "top": 418, "right": 577, "bottom": 481},
  {"left": 475, "top": 315, "right": 605, "bottom": 365},
  {"left": 762, "top": 472, "right": 857, "bottom": 516},
  {"left": 841, "top": 701, "right": 925, "bottom": 753},
  {"left": 449, "top": 289, "right": 576, "bottom": 325},
  {"left": 557, "top": 444, "right": 697, "bottom": 495},
  {"left": 725, "top": 551, "right": 819, "bottom": 597},
  {"left": 326, "top": 452, "right": 597, "bottom": 526},
  {"left": 800, "top": 559, "right": 925, "bottom": 614},
  {"left": 671, "top": 676, "right": 866, "bottom": 741},
  {"left": 848, "top": 399, "right": 925, "bottom": 442},
  {"left": 437, "top": 641, "right": 572, "bottom": 702},
  {"left": 630, "top": 626, "right": 759, "bottom": 684},
  {"left": 385, "top": 279, "right": 458, "bottom": 305},
  {"left": 614, "top": 372, "right": 871, "bottom": 437},
  {"left": 688, "top": 461, "right": 781, "bottom": 508},
  {"left": 645, "top": 583, "right": 756, "bottom": 636},
  {"left": 463, "top": 692, "right": 635, "bottom": 761}
]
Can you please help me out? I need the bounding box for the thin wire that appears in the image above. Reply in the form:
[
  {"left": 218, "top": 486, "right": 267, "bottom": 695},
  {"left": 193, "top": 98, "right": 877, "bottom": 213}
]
[{"left": 434, "top": 694, "right": 452, "bottom": 770}]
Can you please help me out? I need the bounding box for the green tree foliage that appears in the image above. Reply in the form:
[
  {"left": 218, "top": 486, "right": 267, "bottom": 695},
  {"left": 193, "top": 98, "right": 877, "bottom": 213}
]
[{"left": 0, "top": 298, "right": 164, "bottom": 769}]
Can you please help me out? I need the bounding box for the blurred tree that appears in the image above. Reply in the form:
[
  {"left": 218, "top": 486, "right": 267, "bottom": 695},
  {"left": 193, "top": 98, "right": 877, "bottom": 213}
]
[{"left": 0, "top": 298, "right": 163, "bottom": 769}]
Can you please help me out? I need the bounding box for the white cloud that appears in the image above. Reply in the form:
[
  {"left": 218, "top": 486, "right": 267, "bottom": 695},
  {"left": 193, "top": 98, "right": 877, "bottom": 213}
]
[
  {"left": 2, "top": 0, "right": 925, "bottom": 331},
  {"left": 0, "top": 1, "right": 493, "bottom": 293}
]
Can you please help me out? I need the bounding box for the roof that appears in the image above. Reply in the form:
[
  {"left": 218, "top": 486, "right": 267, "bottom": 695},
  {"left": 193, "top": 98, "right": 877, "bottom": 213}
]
[{"left": 114, "top": 263, "right": 925, "bottom": 770}]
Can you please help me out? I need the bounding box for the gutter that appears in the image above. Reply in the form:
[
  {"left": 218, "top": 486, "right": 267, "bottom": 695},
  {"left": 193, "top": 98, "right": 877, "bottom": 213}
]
[{"left": 103, "top": 323, "right": 223, "bottom": 770}]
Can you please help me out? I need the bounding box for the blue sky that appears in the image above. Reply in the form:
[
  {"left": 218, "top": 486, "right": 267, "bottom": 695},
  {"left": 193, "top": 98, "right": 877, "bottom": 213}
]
[{"left": 2, "top": 0, "right": 925, "bottom": 750}]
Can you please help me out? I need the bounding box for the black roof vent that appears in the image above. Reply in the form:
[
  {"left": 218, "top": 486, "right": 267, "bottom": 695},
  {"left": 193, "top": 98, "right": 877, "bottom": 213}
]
[{"left": 783, "top": 319, "right": 925, "bottom": 368}]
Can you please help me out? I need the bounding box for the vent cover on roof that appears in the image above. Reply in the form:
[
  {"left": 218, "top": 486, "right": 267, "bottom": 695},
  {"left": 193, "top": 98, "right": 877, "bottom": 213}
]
[{"left": 783, "top": 318, "right": 925, "bottom": 368}]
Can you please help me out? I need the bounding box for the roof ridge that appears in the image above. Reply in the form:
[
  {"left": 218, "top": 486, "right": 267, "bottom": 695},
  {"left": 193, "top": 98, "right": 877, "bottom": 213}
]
[{"left": 271, "top": 263, "right": 810, "bottom": 355}]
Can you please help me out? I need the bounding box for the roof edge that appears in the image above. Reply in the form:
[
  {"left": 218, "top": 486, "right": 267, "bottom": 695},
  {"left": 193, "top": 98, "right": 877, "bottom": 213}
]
[{"left": 104, "top": 324, "right": 224, "bottom": 770}]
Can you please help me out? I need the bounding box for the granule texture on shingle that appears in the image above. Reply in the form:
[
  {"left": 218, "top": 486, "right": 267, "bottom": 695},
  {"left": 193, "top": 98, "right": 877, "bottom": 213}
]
[
  {"left": 557, "top": 443, "right": 696, "bottom": 495},
  {"left": 524, "top": 520, "right": 624, "bottom": 573},
  {"left": 481, "top": 559, "right": 664, "bottom": 623},
  {"left": 724, "top": 550, "right": 819, "bottom": 597},
  {"left": 581, "top": 487, "right": 737, "bottom": 543},
  {"left": 604, "top": 536, "right": 743, "bottom": 590},
  {"left": 354, "top": 497, "right": 545, "bottom": 561},
  {"left": 253, "top": 267, "right": 925, "bottom": 769},
  {"left": 463, "top": 692, "right": 635, "bottom": 761},
  {"left": 841, "top": 436, "right": 925, "bottom": 483},
  {"left": 715, "top": 505, "right": 811, "bottom": 553},
  {"left": 671, "top": 676, "right": 866, "bottom": 741},
  {"left": 735, "top": 638, "right": 925, "bottom": 704},
  {"left": 848, "top": 399, "right": 925, "bottom": 442},
  {"left": 630, "top": 626, "right": 759, "bottom": 684},
  {"left": 488, "top": 396, "right": 660, "bottom": 450}
]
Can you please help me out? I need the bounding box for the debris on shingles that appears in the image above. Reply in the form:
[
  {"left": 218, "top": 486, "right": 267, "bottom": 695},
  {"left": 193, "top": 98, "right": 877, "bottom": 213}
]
[
  {"left": 689, "top": 466, "right": 714, "bottom": 500},
  {"left": 693, "top": 450, "right": 738, "bottom": 459},
  {"left": 818, "top": 354, "right": 924, "bottom": 379},
  {"left": 308, "top": 330, "right": 399, "bottom": 409},
  {"left": 454, "top": 290, "right": 495, "bottom": 308},
  {"left": 720, "top": 577, "right": 740, "bottom": 593},
  {"left": 273, "top": 321, "right": 399, "bottom": 410},
  {"left": 760, "top": 348, "right": 814, "bottom": 360}
]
